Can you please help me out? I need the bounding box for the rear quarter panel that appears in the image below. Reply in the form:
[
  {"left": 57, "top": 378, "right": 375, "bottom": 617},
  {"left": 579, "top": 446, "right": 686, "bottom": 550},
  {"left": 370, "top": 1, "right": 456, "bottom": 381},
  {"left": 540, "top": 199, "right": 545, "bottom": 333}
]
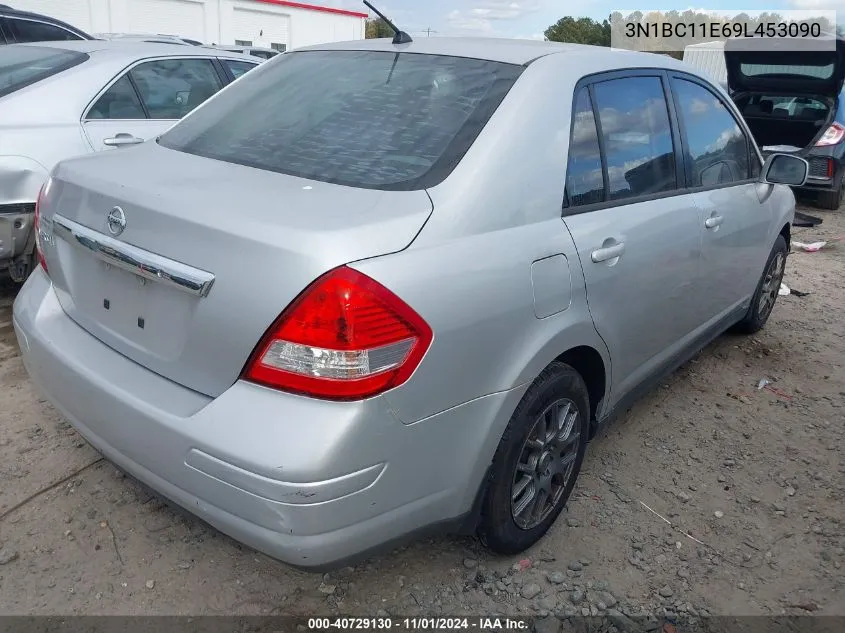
[{"left": 353, "top": 53, "right": 611, "bottom": 427}]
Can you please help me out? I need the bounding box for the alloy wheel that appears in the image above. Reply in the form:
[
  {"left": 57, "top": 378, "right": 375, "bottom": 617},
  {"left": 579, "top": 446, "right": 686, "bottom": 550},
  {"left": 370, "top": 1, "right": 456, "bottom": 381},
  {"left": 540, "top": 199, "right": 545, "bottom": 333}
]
[
  {"left": 757, "top": 252, "right": 786, "bottom": 320},
  {"left": 511, "top": 398, "right": 580, "bottom": 530}
]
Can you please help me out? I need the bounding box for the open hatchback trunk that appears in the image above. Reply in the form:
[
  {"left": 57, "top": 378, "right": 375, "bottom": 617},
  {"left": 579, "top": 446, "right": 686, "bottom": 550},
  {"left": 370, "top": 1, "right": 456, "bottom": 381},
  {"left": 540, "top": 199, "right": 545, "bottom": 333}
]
[{"left": 725, "top": 37, "right": 845, "bottom": 153}]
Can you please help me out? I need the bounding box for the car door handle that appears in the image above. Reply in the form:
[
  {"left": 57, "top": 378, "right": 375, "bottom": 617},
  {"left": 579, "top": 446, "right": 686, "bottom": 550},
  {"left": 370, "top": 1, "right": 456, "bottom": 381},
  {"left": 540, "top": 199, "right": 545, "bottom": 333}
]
[
  {"left": 704, "top": 215, "right": 724, "bottom": 229},
  {"left": 591, "top": 242, "right": 626, "bottom": 263},
  {"left": 103, "top": 133, "right": 144, "bottom": 147}
]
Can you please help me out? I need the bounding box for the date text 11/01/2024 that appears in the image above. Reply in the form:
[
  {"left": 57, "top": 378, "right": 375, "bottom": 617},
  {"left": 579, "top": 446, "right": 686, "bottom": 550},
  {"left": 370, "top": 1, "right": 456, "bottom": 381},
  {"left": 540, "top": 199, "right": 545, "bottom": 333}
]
[
  {"left": 624, "top": 21, "right": 823, "bottom": 39},
  {"left": 308, "top": 618, "right": 530, "bottom": 631}
]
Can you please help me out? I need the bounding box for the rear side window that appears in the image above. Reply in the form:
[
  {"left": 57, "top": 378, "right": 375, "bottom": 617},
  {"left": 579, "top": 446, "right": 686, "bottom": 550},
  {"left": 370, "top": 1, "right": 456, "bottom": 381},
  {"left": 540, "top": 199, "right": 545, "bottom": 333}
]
[
  {"left": 565, "top": 88, "right": 604, "bottom": 206},
  {"left": 0, "top": 45, "right": 87, "bottom": 98},
  {"left": 224, "top": 59, "right": 256, "bottom": 78},
  {"left": 672, "top": 78, "right": 750, "bottom": 187},
  {"left": 129, "top": 58, "right": 223, "bottom": 119},
  {"left": 592, "top": 77, "right": 676, "bottom": 201},
  {"left": 159, "top": 50, "right": 523, "bottom": 190},
  {"left": 6, "top": 17, "right": 80, "bottom": 43},
  {"left": 87, "top": 75, "right": 145, "bottom": 119}
]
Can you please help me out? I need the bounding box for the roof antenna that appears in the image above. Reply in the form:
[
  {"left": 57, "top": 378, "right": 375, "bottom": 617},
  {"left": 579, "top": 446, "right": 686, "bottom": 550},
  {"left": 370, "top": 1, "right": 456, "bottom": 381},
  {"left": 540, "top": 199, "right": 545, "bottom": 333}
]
[{"left": 363, "top": 1, "right": 413, "bottom": 44}]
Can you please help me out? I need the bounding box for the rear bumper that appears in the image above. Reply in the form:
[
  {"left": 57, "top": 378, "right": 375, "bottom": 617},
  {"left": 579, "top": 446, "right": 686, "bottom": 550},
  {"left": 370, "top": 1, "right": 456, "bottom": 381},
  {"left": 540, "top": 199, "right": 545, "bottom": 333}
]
[
  {"left": 799, "top": 150, "right": 843, "bottom": 192},
  {"left": 13, "top": 270, "right": 522, "bottom": 568}
]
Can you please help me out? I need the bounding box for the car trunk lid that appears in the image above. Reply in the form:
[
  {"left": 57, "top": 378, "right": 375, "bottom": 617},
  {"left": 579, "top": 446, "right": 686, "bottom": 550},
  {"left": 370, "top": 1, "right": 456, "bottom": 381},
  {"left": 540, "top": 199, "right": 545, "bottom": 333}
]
[
  {"left": 725, "top": 37, "right": 845, "bottom": 98},
  {"left": 41, "top": 142, "right": 433, "bottom": 397}
]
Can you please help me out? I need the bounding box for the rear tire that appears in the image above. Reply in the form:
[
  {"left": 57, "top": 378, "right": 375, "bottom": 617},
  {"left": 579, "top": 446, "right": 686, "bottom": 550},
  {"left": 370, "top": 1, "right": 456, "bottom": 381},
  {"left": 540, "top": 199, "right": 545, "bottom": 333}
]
[
  {"left": 478, "top": 362, "right": 590, "bottom": 555},
  {"left": 734, "top": 235, "right": 788, "bottom": 334}
]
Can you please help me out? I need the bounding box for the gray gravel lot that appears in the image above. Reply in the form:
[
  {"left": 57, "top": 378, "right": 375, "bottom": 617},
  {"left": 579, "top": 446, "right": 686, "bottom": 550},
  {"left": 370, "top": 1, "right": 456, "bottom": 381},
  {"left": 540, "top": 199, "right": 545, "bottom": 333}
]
[{"left": 0, "top": 204, "right": 842, "bottom": 617}]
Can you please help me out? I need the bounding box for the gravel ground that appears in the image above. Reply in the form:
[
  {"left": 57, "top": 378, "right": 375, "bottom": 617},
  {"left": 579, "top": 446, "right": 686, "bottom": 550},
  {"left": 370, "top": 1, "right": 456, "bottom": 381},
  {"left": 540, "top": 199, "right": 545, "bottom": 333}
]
[{"left": 0, "top": 203, "right": 842, "bottom": 618}]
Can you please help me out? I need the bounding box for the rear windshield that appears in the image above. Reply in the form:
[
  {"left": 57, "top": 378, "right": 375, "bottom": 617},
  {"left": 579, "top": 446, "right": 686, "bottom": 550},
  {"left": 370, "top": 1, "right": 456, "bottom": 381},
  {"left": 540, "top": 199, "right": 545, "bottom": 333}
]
[
  {"left": 158, "top": 50, "right": 523, "bottom": 190},
  {"left": 0, "top": 46, "right": 88, "bottom": 98},
  {"left": 740, "top": 63, "right": 833, "bottom": 79}
]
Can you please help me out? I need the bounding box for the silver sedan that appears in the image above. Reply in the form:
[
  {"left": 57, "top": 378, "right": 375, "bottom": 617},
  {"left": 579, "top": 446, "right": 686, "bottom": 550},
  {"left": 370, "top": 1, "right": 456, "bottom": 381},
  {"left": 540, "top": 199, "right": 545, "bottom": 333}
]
[
  {"left": 0, "top": 40, "right": 258, "bottom": 281},
  {"left": 14, "top": 36, "right": 805, "bottom": 568}
]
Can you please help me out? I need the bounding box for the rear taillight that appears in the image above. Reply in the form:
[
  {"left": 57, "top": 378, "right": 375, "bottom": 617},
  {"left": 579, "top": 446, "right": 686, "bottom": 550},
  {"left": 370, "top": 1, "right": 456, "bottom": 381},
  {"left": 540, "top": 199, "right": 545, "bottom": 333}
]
[
  {"left": 34, "top": 181, "right": 48, "bottom": 273},
  {"left": 816, "top": 122, "right": 845, "bottom": 147},
  {"left": 243, "top": 266, "right": 433, "bottom": 400}
]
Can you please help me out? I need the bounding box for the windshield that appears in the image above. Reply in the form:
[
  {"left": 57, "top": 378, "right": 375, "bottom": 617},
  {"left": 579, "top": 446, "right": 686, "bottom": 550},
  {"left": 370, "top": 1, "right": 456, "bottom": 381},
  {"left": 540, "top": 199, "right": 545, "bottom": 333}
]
[
  {"left": 0, "top": 46, "right": 88, "bottom": 98},
  {"left": 159, "top": 50, "right": 523, "bottom": 190}
]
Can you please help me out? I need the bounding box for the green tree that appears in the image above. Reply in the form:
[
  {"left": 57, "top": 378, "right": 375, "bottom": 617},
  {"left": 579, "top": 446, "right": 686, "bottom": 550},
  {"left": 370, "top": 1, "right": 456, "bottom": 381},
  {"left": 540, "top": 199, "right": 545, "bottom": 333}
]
[
  {"left": 545, "top": 16, "right": 610, "bottom": 46},
  {"left": 365, "top": 18, "right": 392, "bottom": 39}
]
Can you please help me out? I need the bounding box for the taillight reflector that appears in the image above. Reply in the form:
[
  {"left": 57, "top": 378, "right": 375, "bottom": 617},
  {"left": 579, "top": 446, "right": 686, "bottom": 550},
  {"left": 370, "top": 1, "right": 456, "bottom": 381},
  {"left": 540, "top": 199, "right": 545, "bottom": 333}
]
[
  {"left": 816, "top": 122, "right": 845, "bottom": 147},
  {"left": 243, "top": 266, "right": 432, "bottom": 400},
  {"left": 34, "top": 181, "right": 48, "bottom": 273}
]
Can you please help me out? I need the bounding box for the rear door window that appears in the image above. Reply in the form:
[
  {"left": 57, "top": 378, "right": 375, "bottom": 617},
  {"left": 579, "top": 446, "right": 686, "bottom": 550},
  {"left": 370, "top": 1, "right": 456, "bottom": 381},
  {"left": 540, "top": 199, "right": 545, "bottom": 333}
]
[
  {"left": 672, "top": 78, "right": 751, "bottom": 187},
  {"left": 159, "top": 50, "right": 523, "bottom": 190},
  {"left": 565, "top": 88, "right": 604, "bottom": 206},
  {"left": 87, "top": 74, "right": 146, "bottom": 119},
  {"left": 128, "top": 58, "right": 223, "bottom": 119},
  {"left": 592, "top": 76, "right": 677, "bottom": 200},
  {"left": 6, "top": 17, "right": 80, "bottom": 42},
  {"left": 223, "top": 59, "right": 257, "bottom": 79},
  {"left": 0, "top": 45, "right": 87, "bottom": 98}
]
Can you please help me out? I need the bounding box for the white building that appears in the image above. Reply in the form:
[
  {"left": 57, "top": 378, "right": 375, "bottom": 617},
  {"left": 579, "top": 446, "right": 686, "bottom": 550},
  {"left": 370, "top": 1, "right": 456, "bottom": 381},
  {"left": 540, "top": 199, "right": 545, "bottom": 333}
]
[{"left": 11, "top": 0, "right": 367, "bottom": 50}]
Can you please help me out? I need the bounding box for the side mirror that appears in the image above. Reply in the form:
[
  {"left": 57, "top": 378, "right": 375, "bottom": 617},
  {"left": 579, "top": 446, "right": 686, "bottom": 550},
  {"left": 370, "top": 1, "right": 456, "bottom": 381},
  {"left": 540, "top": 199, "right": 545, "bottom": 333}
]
[{"left": 760, "top": 153, "right": 808, "bottom": 187}]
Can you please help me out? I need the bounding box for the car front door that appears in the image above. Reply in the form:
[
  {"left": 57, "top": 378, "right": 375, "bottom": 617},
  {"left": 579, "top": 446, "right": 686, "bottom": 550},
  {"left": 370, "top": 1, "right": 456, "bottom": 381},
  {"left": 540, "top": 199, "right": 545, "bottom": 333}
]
[
  {"left": 82, "top": 57, "right": 225, "bottom": 151},
  {"left": 562, "top": 71, "right": 703, "bottom": 406},
  {"left": 668, "top": 73, "right": 772, "bottom": 324}
]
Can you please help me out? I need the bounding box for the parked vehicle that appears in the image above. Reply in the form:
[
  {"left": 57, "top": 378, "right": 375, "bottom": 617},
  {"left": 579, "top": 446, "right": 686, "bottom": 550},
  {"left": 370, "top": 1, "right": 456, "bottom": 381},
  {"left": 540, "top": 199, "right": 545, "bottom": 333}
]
[
  {"left": 724, "top": 37, "right": 845, "bottom": 209},
  {"left": 682, "top": 40, "right": 727, "bottom": 85},
  {"left": 214, "top": 44, "right": 281, "bottom": 60},
  {"left": 95, "top": 33, "right": 204, "bottom": 47},
  {"left": 0, "top": 40, "right": 258, "bottom": 281},
  {"left": 0, "top": 3, "right": 92, "bottom": 43},
  {"left": 14, "top": 37, "right": 804, "bottom": 569}
]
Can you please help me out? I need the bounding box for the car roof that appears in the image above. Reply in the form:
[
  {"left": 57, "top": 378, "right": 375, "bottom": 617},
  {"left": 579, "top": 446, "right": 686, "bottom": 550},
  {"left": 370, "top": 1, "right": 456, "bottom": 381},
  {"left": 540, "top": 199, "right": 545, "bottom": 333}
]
[
  {"left": 297, "top": 37, "right": 689, "bottom": 69},
  {"left": 218, "top": 45, "right": 277, "bottom": 52},
  {"left": 0, "top": 4, "right": 92, "bottom": 38},
  {"left": 17, "top": 39, "right": 257, "bottom": 61}
]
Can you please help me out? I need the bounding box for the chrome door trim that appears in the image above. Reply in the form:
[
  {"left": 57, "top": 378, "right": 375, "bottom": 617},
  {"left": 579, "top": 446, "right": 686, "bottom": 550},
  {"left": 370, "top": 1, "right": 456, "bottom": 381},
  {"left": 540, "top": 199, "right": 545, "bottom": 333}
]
[{"left": 52, "top": 215, "right": 215, "bottom": 297}]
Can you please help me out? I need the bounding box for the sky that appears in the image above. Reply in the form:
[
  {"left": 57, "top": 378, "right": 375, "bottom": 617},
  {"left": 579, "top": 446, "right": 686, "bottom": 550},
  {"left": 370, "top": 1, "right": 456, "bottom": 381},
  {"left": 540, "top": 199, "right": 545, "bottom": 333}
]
[{"left": 321, "top": 0, "right": 844, "bottom": 39}]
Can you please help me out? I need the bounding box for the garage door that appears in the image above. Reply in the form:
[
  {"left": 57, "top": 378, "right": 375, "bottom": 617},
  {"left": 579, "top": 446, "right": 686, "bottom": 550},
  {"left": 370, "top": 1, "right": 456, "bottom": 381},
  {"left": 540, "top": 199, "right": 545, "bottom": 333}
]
[
  {"left": 128, "top": 0, "right": 206, "bottom": 41},
  {"left": 232, "top": 7, "right": 289, "bottom": 48}
]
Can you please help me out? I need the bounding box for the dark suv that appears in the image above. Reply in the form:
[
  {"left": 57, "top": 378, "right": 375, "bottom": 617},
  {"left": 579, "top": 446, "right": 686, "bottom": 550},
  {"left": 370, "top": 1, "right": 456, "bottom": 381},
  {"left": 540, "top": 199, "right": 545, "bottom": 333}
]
[
  {"left": 726, "top": 36, "right": 845, "bottom": 209},
  {"left": 0, "top": 4, "right": 92, "bottom": 44}
]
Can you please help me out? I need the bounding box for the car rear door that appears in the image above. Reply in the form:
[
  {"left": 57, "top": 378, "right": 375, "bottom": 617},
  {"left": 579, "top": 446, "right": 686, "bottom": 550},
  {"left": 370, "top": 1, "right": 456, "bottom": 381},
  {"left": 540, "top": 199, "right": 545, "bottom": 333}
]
[
  {"left": 668, "top": 71, "right": 773, "bottom": 323},
  {"left": 82, "top": 56, "right": 226, "bottom": 151},
  {"left": 562, "top": 70, "right": 703, "bottom": 405}
]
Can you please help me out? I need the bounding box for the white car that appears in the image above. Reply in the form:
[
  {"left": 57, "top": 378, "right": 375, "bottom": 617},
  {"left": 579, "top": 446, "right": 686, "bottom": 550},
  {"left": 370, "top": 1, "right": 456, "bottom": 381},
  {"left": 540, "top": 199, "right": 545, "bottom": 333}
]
[{"left": 0, "top": 39, "right": 259, "bottom": 281}]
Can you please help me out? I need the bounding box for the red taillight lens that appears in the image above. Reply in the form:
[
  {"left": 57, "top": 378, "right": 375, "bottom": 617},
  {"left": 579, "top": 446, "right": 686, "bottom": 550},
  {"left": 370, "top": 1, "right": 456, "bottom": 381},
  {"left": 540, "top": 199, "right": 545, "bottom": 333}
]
[
  {"left": 816, "top": 122, "right": 845, "bottom": 147},
  {"left": 243, "top": 266, "right": 433, "bottom": 400},
  {"left": 34, "top": 182, "right": 48, "bottom": 273}
]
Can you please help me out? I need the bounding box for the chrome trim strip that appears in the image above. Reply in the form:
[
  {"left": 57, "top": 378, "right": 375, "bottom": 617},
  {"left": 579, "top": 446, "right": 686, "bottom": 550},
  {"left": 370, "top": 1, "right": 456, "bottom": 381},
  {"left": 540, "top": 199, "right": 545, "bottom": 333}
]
[{"left": 52, "top": 215, "right": 215, "bottom": 298}]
